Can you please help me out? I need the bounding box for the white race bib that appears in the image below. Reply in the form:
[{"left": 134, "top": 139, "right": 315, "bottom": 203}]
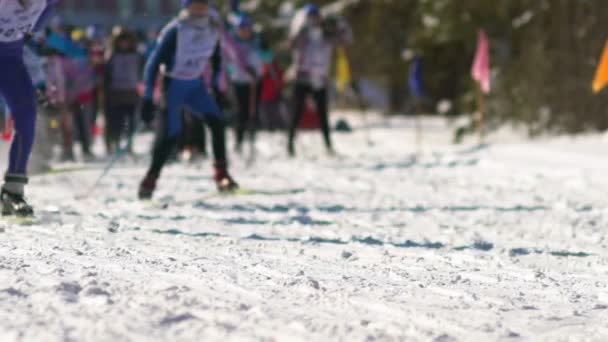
[
  {"left": 169, "top": 21, "right": 219, "bottom": 80},
  {"left": 0, "top": 0, "right": 46, "bottom": 43},
  {"left": 301, "top": 37, "right": 333, "bottom": 88}
]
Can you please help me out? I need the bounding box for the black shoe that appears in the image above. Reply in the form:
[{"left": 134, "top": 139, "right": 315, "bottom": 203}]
[
  {"left": 216, "top": 175, "right": 239, "bottom": 193},
  {"left": 214, "top": 161, "right": 239, "bottom": 193},
  {"left": 83, "top": 152, "right": 96, "bottom": 162},
  {"left": 288, "top": 142, "right": 296, "bottom": 157},
  {"left": 138, "top": 173, "right": 158, "bottom": 200},
  {"left": 1, "top": 189, "right": 34, "bottom": 217},
  {"left": 61, "top": 150, "right": 76, "bottom": 162}
]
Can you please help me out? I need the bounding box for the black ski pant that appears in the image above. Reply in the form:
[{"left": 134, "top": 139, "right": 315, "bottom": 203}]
[
  {"left": 288, "top": 82, "right": 332, "bottom": 150},
  {"left": 233, "top": 82, "right": 261, "bottom": 150},
  {"left": 147, "top": 106, "right": 226, "bottom": 178},
  {"left": 106, "top": 103, "right": 136, "bottom": 152}
]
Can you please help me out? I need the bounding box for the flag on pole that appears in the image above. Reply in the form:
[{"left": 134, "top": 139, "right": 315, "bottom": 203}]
[
  {"left": 472, "top": 30, "right": 491, "bottom": 94},
  {"left": 409, "top": 56, "right": 425, "bottom": 99},
  {"left": 336, "top": 47, "right": 352, "bottom": 94},
  {"left": 593, "top": 41, "right": 608, "bottom": 93}
]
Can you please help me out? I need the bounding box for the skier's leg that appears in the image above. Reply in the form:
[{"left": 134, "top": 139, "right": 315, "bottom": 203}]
[
  {"left": 250, "top": 82, "right": 263, "bottom": 142},
  {"left": 139, "top": 79, "right": 188, "bottom": 199},
  {"left": 111, "top": 104, "right": 132, "bottom": 151},
  {"left": 107, "top": 104, "right": 124, "bottom": 154},
  {"left": 192, "top": 115, "right": 207, "bottom": 157},
  {"left": 60, "top": 104, "right": 74, "bottom": 161},
  {"left": 104, "top": 105, "right": 115, "bottom": 154},
  {"left": 233, "top": 83, "right": 249, "bottom": 152},
  {"left": 314, "top": 87, "right": 332, "bottom": 151},
  {"left": 187, "top": 80, "right": 237, "bottom": 191},
  {"left": 74, "top": 103, "right": 93, "bottom": 157},
  {"left": 171, "top": 110, "right": 191, "bottom": 160},
  {"left": 287, "top": 83, "right": 308, "bottom": 156},
  {"left": 0, "top": 57, "right": 37, "bottom": 215},
  {"left": 125, "top": 105, "right": 137, "bottom": 152}
]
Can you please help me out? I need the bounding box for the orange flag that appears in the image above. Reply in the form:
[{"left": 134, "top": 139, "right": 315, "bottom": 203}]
[{"left": 593, "top": 41, "right": 608, "bottom": 93}]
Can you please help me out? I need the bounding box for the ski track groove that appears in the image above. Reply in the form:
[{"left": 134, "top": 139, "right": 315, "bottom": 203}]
[{"left": 1, "top": 119, "right": 608, "bottom": 340}]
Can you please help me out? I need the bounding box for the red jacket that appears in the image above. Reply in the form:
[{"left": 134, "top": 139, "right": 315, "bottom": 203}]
[{"left": 261, "top": 61, "right": 284, "bottom": 102}]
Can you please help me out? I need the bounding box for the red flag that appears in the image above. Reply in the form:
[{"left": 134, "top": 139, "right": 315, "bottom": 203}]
[{"left": 472, "top": 30, "right": 491, "bottom": 94}]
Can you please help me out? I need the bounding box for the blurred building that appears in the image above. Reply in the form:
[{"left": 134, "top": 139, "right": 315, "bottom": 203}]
[{"left": 55, "top": 0, "right": 183, "bottom": 28}]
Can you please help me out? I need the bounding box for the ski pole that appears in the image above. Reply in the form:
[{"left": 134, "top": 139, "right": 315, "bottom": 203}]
[
  {"left": 77, "top": 126, "right": 143, "bottom": 199},
  {"left": 246, "top": 80, "right": 257, "bottom": 166},
  {"left": 353, "top": 81, "right": 373, "bottom": 146},
  {"left": 415, "top": 99, "right": 423, "bottom": 156}
]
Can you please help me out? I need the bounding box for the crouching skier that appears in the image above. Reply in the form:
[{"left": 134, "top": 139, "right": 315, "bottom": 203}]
[
  {"left": 0, "top": 0, "right": 56, "bottom": 217},
  {"left": 138, "top": 0, "right": 239, "bottom": 200}
]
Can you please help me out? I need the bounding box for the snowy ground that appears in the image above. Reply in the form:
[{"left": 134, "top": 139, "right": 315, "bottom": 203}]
[{"left": 1, "top": 115, "right": 608, "bottom": 341}]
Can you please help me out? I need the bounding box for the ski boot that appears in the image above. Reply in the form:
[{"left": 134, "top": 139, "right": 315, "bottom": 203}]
[
  {"left": 214, "top": 160, "right": 239, "bottom": 193},
  {"left": 138, "top": 172, "right": 158, "bottom": 200},
  {"left": 1, "top": 189, "right": 34, "bottom": 217}
]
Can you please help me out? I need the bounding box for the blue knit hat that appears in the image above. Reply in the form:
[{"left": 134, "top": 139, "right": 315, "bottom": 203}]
[
  {"left": 236, "top": 14, "right": 253, "bottom": 29},
  {"left": 305, "top": 4, "right": 320, "bottom": 17}
]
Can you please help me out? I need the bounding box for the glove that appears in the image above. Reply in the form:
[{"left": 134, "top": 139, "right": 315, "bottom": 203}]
[
  {"left": 35, "top": 86, "right": 49, "bottom": 108},
  {"left": 213, "top": 86, "right": 230, "bottom": 109},
  {"left": 350, "top": 80, "right": 360, "bottom": 94},
  {"left": 140, "top": 99, "right": 157, "bottom": 124},
  {"left": 245, "top": 66, "right": 258, "bottom": 81},
  {"left": 211, "top": 74, "right": 229, "bottom": 109}
]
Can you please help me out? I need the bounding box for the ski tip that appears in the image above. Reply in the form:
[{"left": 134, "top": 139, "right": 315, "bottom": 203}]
[{"left": 1, "top": 216, "right": 39, "bottom": 226}]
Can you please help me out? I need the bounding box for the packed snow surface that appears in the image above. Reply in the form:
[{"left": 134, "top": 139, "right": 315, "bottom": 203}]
[{"left": 1, "top": 115, "right": 608, "bottom": 341}]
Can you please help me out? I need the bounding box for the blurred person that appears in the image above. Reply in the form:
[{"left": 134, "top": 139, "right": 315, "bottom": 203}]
[
  {"left": 287, "top": 4, "right": 352, "bottom": 157},
  {"left": 43, "top": 37, "right": 71, "bottom": 159},
  {"left": 70, "top": 34, "right": 96, "bottom": 161},
  {"left": 225, "top": 14, "right": 263, "bottom": 153},
  {"left": 45, "top": 32, "right": 94, "bottom": 161},
  {"left": 259, "top": 39, "right": 287, "bottom": 130},
  {"left": 138, "top": 0, "right": 239, "bottom": 199},
  {"left": 86, "top": 25, "right": 107, "bottom": 137},
  {"left": 104, "top": 29, "right": 142, "bottom": 154},
  {"left": 0, "top": 0, "right": 57, "bottom": 217}
]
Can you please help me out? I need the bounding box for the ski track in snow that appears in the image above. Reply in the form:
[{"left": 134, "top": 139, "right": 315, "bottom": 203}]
[{"left": 1, "top": 116, "right": 608, "bottom": 341}]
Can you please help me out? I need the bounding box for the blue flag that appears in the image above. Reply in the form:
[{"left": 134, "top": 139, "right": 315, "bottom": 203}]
[{"left": 409, "top": 57, "right": 425, "bottom": 99}]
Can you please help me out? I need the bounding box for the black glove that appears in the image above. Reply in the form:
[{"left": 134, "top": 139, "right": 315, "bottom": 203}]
[
  {"left": 211, "top": 86, "right": 228, "bottom": 109},
  {"left": 35, "top": 86, "right": 49, "bottom": 108},
  {"left": 350, "top": 79, "right": 361, "bottom": 96},
  {"left": 140, "top": 99, "right": 157, "bottom": 124},
  {"left": 245, "top": 66, "right": 258, "bottom": 81}
]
